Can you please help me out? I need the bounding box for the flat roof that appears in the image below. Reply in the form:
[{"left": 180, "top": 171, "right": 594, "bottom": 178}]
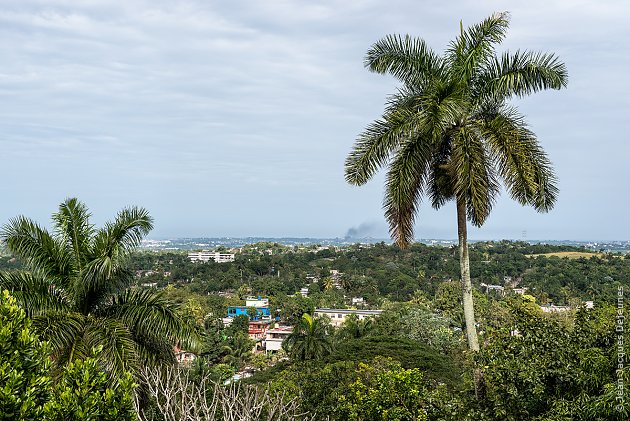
[{"left": 314, "top": 308, "right": 383, "bottom": 315}]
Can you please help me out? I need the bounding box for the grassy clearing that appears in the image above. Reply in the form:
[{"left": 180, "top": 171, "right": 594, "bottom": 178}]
[{"left": 525, "top": 251, "right": 605, "bottom": 259}]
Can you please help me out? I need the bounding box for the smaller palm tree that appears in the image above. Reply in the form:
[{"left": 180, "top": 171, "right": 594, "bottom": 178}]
[
  {"left": 0, "top": 198, "right": 199, "bottom": 380},
  {"left": 322, "top": 277, "right": 335, "bottom": 291},
  {"left": 337, "top": 314, "right": 374, "bottom": 340},
  {"left": 283, "top": 313, "right": 332, "bottom": 361},
  {"left": 221, "top": 332, "right": 254, "bottom": 369}
]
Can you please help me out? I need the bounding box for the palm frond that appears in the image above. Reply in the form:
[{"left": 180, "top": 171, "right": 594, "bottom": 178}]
[
  {"left": 448, "top": 11, "right": 510, "bottom": 81},
  {"left": 345, "top": 98, "right": 422, "bottom": 186},
  {"left": 450, "top": 126, "right": 500, "bottom": 226},
  {"left": 93, "top": 206, "right": 153, "bottom": 259},
  {"left": 132, "top": 331, "right": 176, "bottom": 367},
  {"left": 32, "top": 311, "right": 84, "bottom": 357},
  {"left": 479, "top": 110, "right": 558, "bottom": 212},
  {"left": 427, "top": 137, "right": 455, "bottom": 210},
  {"left": 417, "top": 79, "right": 467, "bottom": 140},
  {"left": 103, "top": 289, "right": 201, "bottom": 352},
  {"left": 75, "top": 259, "right": 134, "bottom": 314},
  {"left": 365, "top": 34, "right": 442, "bottom": 85},
  {"left": 383, "top": 136, "right": 433, "bottom": 248},
  {"left": 84, "top": 316, "right": 137, "bottom": 378},
  {"left": 477, "top": 50, "right": 568, "bottom": 100},
  {"left": 0, "top": 217, "right": 73, "bottom": 288},
  {"left": 52, "top": 198, "right": 94, "bottom": 271},
  {"left": 0, "top": 271, "right": 71, "bottom": 316}
]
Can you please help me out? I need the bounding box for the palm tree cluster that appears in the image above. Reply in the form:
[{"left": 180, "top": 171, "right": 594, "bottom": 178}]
[
  {"left": 345, "top": 12, "right": 567, "bottom": 350},
  {"left": 0, "top": 198, "right": 198, "bottom": 379}
]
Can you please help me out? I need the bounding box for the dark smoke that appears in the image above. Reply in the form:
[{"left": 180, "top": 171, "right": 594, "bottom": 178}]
[{"left": 345, "top": 222, "right": 379, "bottom": 240}]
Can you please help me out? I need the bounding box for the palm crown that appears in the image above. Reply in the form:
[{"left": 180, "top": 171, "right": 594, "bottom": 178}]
[
  {"left": 0, "top": 198, "right": 198, "bottom": 379},
  {"left": 283, "top": 313, "right": 332, "bottom": 361},
  {"left": 345, "top": 12, "right": 567, "bottom": 247}
]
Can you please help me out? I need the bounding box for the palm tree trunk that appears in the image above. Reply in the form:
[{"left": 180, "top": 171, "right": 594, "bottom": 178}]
[{"left": 456, "top": 197, "right": 480, "bottom": 351}]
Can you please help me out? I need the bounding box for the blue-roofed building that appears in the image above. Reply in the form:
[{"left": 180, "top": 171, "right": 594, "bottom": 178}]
[{"left": 227, "top": 306, "right": 271, "bottom": 320}]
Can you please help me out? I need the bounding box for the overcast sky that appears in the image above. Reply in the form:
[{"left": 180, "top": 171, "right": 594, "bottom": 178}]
[{"left": 1, "top": 0, "right": 628, "bottom": 241}]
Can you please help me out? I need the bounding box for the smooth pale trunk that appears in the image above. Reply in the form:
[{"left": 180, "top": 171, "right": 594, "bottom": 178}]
[{"left": 457, "top": 198, "right": 480, "bottom": 351}]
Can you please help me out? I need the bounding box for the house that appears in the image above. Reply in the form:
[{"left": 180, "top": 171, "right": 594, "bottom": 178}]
[
  {"left": 264, "top": 326, "right": 293, "bottom": 353},
  {"left": 245, "top": 296, "right": 269, "bottom": 308},
  {"left": 480, "top": 283, "right": 505, "bottom": 296},
  {"left": 299, "top": 287, "right": 309, "bottom": 297},
  {"left": 227, "top": 306, "right": 271, "bottom": 320},
  {"left": 351, "top": 297, "right": 365, "bottom": 306},
  {"left": 174, "top": 345, "right": 196, "bottom": 365},
  {"left": 314, "top": 308, "right": 383, "bottom": 327},
  {"left": 188, "top": 251, "right": 235, "bottom": 263},
  {"left": 305, "top": 274, "right": 319, "bottom": 283},
  {"left": 540, "top": 304, "right": 571, "bottom": 313},
  {"left": 248, "top": 320, "right": 270, "bottom": 340}
]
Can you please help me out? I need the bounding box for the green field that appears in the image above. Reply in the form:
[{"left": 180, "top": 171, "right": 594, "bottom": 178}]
[{"left": 526, "top": 251, "right": 604, "bottom": 259}]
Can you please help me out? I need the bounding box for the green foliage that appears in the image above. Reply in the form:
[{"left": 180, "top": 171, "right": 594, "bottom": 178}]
[
  {"left": 227, "top": 314, "right": 250, "bottom": 335},
  {"left": 221, "top": 332, "right": 254, "bottom": 369},
  {"left": 0, "top": 290, "right": 136, "bottom": 421},
  {"left": 337, "top": 358, "right": 431, "bottom": 421},
  {"left": 0, "top": 290, "right": 51, "bottom": 421},
  {"left": 375, "top": 302, "right": 462, "bottom": 352},
  {"left": 327, "top": 335, "right": 462, "bottom": 387},
  {"left": 257, "top": 356, "right": 454, "bottom": 420},
  {"left": 45, "top": 348, "right": 137, "bottom": 421},
  {"left": 476, "top": 299, "right": 628, "bottom": 420},
  {"left": 274, "top": 294, "right": 315, "bottom": 325},
  {"left": 336, "top": 313, "right": 375, "bottom": 340}
]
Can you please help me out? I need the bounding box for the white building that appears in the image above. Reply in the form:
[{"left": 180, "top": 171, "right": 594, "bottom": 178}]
[
  {"left": 245, "top": 296, "right": 269, "bottom": 308},
  {"left": 540, "top": 304, "right": 571, "bottom": 313},
  {"left": 188, "top": 251, "right": 235, "bottom": 263},
  {"left": 351, "top": 297, "right": 365, "bottom": 306},
  {"left": 264, "top": 327, "right": 293, "bottom": 353},
  {"left": 480, "top": 283, "right": 505, "bottom": 296},
  {"left": 314, "top": 308, "right": 383, "bottom": 327},
  {"left": 141, "top": 282, "right": 158, "bottom": 288}
]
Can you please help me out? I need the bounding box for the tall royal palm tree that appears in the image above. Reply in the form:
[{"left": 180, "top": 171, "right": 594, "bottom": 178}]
[
  {"left": 283, "top": 313, "right": 332, "bottom": 361},
  {"left": 0, "top": 198, "right": 199, "bottom": 378},
  {"left": 345, "top": 12, "right": 567, "bottom": 351}
]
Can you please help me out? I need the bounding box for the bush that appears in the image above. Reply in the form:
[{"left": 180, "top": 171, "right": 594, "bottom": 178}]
[
  {"left": 45, "top": 350, "right": 136, "bottom": 421},
  {"left": 0, "top": 290, "right": 137, "bottom": 421},
  {"left": 0, "top": 290, "right": 52, "bottom": 420}
]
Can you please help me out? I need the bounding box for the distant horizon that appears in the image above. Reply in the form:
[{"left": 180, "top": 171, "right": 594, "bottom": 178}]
[{"left": 142, "top": 236, "right": 630, "bottom": 244}]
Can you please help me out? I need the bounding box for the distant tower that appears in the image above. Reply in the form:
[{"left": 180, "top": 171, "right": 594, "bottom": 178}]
[{"left": 521, "top": 230, "right": 527, "bottom": 242}]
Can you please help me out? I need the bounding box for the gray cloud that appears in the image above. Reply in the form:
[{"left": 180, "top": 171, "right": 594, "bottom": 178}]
[{"left": 0, "top": 0, "right": 628, "bottom": 240}]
